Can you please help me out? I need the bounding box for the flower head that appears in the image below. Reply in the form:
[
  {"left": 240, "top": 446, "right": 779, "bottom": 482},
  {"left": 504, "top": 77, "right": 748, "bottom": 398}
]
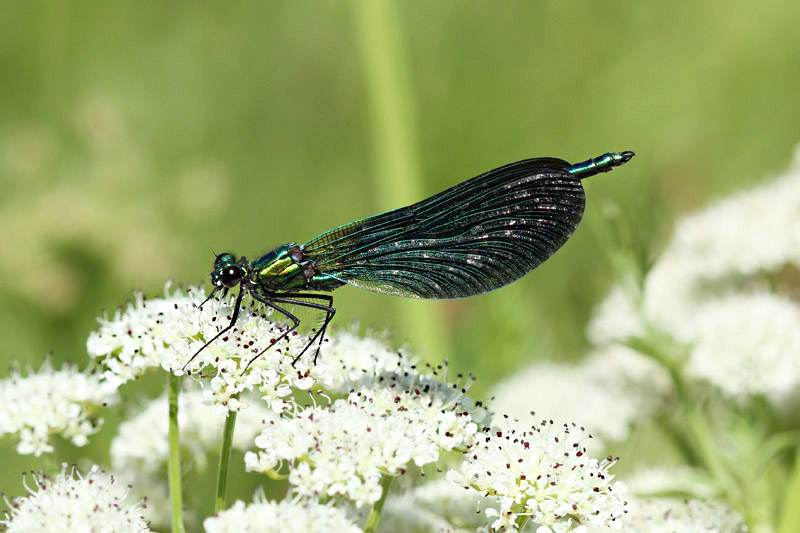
[
  {"left": 685, "top": 292, "right": 800, "bottom": 402},
  {"left": 0, "top": 360, "right": 117, "bottom": 456},
  {"left": 1, "top": 465, "right": 150, "bottom": 533},
  {"left": 204, "top": 498, "right": 363, "bottom": 533},
  {"left": 245, "top": 365, "right": 485, "bottom": 507},
  {"left": 447, "top": 417, "right": 627, "bottom": 532},
  {"left": 88, "top": 284, "right": 329, "bottom": 413}
]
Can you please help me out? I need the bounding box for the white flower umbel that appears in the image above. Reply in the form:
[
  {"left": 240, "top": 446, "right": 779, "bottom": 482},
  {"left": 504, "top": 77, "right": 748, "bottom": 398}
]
[
  {"left": 447, "top": 417, "right": 627, "bottom": 532},
  {"left": 588, "top": 498, "right": 746, "bottom": 533},
  {"left": 1, "top": 465, "right": 150, "bottom": 533},
  {"left": 0, "top": 360, "right": 117, "bottom": 456},
  {"left": 641, "top": 149, "right": 800, "bottom": 338},
  {"left": 204, "top": 498, "right": 363, "bottom": 533},
  {"left": 685, "top": 292, "right": 800, "bottom": 402},
  {"left": 490, "top": 345, "right": 670, "bottom": 448},
  {"left": 88, "top": 284, "right": 329, "bottom": 413},
  {"left": 245, "top": 368, "right": 485, "bottom": 507}
]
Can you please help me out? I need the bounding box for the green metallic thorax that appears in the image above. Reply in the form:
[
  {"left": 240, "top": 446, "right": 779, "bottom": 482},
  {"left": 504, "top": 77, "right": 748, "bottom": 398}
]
[{"left": 252, "top": 243, "right": 344, "bottom": 292}]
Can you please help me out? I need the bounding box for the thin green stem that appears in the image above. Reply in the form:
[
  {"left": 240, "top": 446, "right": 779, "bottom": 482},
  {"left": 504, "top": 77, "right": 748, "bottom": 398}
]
[
  {"left": 777, "top": 426, "right": 800, "bottom": 533},
  {"left": 363, "top": 475, "right": 395, "bottom": 533},
  {"left": 514, "top": 513, "right": 531, "bottom": 531},
  {"left": 352, "top": 0, "right": 450, "bottom": 359},
  {"left": 167, "top": 373, "right": 185, "bottom": 533},
  {"left": 214, "top": 395, "right": 239, "bottom": 514}
]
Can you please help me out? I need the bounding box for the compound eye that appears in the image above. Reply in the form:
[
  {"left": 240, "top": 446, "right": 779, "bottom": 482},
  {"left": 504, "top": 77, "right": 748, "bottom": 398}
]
[{"left": 219, "top": 265, "right": 243, "bottom": 288}]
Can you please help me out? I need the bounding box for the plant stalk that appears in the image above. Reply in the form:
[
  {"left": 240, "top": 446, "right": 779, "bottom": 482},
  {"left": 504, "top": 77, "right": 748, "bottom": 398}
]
[
  {"left": 214, "top": 396, "right": 239, "bottom": 514},
  {"left": 167, "top": 373, "right": 185, "bottom": 533},
  {"left": 364, "top": 475, "right": 395, "bottom": 533}
]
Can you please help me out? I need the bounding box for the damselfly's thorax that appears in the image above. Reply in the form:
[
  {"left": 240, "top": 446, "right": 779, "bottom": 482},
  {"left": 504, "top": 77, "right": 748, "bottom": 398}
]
[{"left": 251, "top": 243, "right": 321, "bottom": 292}]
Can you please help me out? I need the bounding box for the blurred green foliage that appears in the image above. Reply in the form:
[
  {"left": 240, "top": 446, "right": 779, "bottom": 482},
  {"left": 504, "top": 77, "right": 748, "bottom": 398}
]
[{"left": 2, "top": 0, "right": 800, "bottom": 519}]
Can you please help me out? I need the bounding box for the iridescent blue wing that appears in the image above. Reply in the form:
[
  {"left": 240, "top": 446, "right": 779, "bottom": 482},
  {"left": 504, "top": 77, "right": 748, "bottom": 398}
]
[{"left": 302, "top": 158, "right": 584, "bottom": 299}]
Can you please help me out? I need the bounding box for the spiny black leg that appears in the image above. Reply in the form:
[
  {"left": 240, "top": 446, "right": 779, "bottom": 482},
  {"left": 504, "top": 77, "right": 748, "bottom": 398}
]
[
  {"left": 243, "top": 295, "right": 301, "bottom": 374},
  {"left": 182, "top": 287, "right": 244, "bottom": 372},
  {"left": 197, "top": 285, "right": 221, "bottom": 309},
  {"left": 268, "top": 296, "right": 336, "bottom": 366}
]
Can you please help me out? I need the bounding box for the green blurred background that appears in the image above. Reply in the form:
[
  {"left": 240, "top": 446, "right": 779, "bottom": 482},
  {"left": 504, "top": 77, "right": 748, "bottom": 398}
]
[{"left": 2, "top": 0, "right": 800, "bottom": 511}]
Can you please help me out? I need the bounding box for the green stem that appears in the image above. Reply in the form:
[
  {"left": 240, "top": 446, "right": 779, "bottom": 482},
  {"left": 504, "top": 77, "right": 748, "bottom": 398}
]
[
  {"left": 364, "top": 475, "right": 395, "bottom": 533},
  {"left": 777, "top": 426, "right": 800, "bottom": 533},
  {"left": 352, "top": 0, "right": 450, "bottom": 359},
  {"left": 214, "top": 396, "right": 239, "bottom": 514},
  {"left": 514, "top": 513, "right": 531, "bottom": 531},
  {"left": 167, "top": 373, "right": 185, "bottom": 533}
]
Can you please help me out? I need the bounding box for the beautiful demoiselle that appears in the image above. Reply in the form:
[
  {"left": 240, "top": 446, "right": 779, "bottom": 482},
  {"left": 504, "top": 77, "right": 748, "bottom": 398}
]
[{"left": 185, "top": 151, "right": 635, "bottom": 370}]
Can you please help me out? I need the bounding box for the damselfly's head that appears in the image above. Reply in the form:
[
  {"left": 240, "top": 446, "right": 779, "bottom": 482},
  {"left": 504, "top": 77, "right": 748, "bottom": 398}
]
[{"left": 211, "top": 252, "right": 246, "bottom": 289}]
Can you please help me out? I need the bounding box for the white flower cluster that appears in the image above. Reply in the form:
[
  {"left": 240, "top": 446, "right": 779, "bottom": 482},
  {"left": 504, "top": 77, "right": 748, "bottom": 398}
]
[
  {"left": 204, "top": 498, "right": 363, "bottom": 533},
  {"left": 490, "top": 345, "right": 671, "bottom": 449},
  {"left": 0, "top": 360, "right": 117, "bottom": 456},
  {"left": 0, "top": 465, "right": 150, "bottom": 533},
  {"left": 588, "top": 498, "right": 746, "bottom": 533},
  {"left": 245, "top": 367, "right": 485, "bottom": 507},
  {"left": 87, "top": 284, "right": 327, "bottom": 413},
  {"left": 589, "top": 149, "right": 800, "bottom": 402},
  {"left": 447, "top": 418, "right": 627, "bottom": 532}
]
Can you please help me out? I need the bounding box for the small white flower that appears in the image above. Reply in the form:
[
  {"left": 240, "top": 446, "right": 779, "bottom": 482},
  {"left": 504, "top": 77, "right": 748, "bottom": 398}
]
[
  {"left": 1, "top": 465, "right": 150, "bottom": 533},
  {"left": 447, "top": 417, "right": 627, "bottom": 532},
  {"left": 204, "top": 497, "right": 363, "bottom": 533},
  {"left": 246, "top": 367, "right": 485, "bottom": 507},
  {"left": 88, "top": 284, "right": 330, "bottom": 413},
  {"left": 0, "top": 360, "right": 117, "bottom": 456},
  {"left": 490, "top": 345, "right": 670, "bottom": 448},
  {"left": 587, "top": 497, "right": 746, "bottom": 533}
]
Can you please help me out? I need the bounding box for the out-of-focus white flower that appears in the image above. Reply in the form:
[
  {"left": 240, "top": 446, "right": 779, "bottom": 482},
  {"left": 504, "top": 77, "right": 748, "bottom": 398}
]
[
  {"left": 685, "top": 292, "right": 800, "bottom": 402},
  {"left": 1, "top": 465, "right": 150, "bottom": 533},
  {"left": 586, "top": 283, "right": 647, "bottom": 346},
  {"left": 623, "top": 466, "right": 718, "bottom": 499},
  {"left": 88, "top": 284, "right": 329, "bottom": 413},
  {"left": 111, "top": 389, "right": 275, "bottom": 474},
  {"left": 383, "top": 479, "right": 486, "bottom": 533},
  {"left": 447, "top": 417, "right": 627, "bottom": 532},
  {"left": 0, "top": 360, "right": 117, "bottom": 456},
  {"left": 322, "top": 329, "right": 417, "bottom": 393},
  {"left": 245, "top": 367, "right": 485, "bottom": 507},
  {"left": 110, "top": 388, "right": 276, "bottom": 528},
  {"left": 639, "top": 149, "right": 800, "bottom": 339},
  {"left": 588, "top": 497, "right": 746, "bottom": 533},
  {"left": 204, "top": 498, "right": 363, "bottom": 533},
  {"left": 490, "top": 345, "right": 670, "bottom": 448}
]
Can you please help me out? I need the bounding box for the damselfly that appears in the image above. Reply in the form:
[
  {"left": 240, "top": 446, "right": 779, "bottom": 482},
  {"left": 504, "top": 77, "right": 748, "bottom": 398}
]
[{"left": 184, "top": 151, "right": 634, "bottom": 371}]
